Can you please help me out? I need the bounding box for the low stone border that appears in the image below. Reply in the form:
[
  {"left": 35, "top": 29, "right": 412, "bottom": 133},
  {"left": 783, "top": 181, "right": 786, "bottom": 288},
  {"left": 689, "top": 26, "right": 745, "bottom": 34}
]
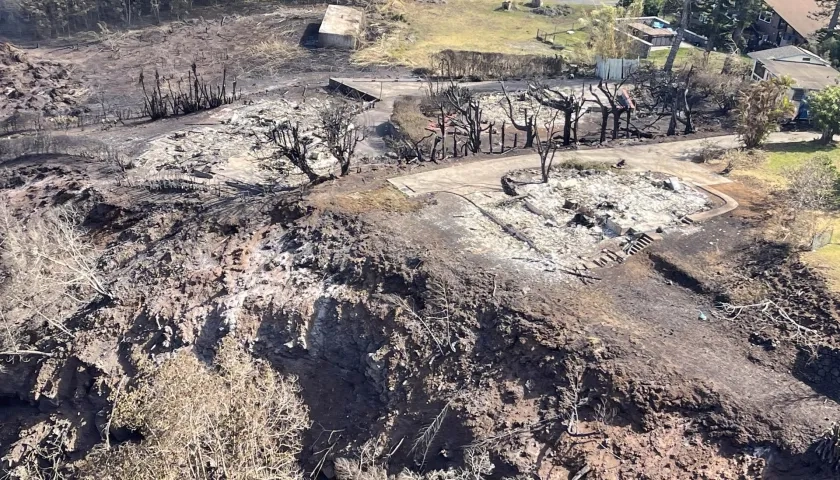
[{"left": 686, "top": 184, "right": 739, "bottom": 223}]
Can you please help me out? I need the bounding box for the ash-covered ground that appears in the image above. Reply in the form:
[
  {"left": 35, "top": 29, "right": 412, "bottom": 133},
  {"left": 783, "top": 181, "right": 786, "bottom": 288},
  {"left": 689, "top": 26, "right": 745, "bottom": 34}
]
[{"left": 447, "top": 168, "right": 710, "bottom": 270}]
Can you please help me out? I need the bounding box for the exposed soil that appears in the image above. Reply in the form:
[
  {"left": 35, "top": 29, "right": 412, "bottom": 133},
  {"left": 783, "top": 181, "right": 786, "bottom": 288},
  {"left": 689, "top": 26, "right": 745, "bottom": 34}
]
[{"left": 1, "top": 6, "right": 840, "bottom": 480}]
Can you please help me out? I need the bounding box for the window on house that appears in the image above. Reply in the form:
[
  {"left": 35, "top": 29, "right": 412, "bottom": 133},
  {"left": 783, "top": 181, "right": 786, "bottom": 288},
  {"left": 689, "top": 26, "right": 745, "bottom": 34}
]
[
  {"left": 754, "top": 62, "right": 767, "bottom": 79},
  {"left": 758, "top": 10, "right": 773, "bottom": 23},
  {"left": 802, "top": 57, "right": 811, "bottom": 62},
  {"left": 792, "top": 89, "right": 806, "bottom": 101}
]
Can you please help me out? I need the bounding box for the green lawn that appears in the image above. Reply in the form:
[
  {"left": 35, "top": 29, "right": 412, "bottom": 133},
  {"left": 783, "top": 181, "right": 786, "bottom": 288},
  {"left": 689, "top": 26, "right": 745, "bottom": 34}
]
[
  {"left": 737, "top": 141, "right": 840, "bottom": 291},
  {"left": 736, "top": 141, "right": 840, "bottom": 185},
  {"left": 354, "top": 0, "right": 592, "bottom": 66},
  {"left": 804, "top": 240, "right": 840, "bottom": 292},
  {"left": 646, "top": 48, "right": 751, "bottom": 70}
]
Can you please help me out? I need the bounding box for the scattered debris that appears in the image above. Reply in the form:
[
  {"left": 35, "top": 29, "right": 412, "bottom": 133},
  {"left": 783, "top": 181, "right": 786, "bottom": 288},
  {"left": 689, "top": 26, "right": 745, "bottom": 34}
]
[
  {"left": 456, "top": 169, "right": 710, "bottom": 268},
  {"left": 0, "top": 43, "right": 87, "bottom": 118}
]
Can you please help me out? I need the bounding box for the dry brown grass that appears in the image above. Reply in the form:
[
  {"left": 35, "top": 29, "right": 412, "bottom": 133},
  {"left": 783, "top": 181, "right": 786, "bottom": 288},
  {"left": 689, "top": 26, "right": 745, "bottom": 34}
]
[
  {"left": 391, "top": 97, "right": 432, "bottom": 143},
  {"left": 78, "top": 337, "right": 309, "bottom": 480},
  {"left": 0, "top": 205, "right": 107, "bottom": 356},
  {"left": 242, "top": 37, "right": 306, "bottom": 76},
  {"left": 330, "top": 186, "right": 421, "bottom": 214}
]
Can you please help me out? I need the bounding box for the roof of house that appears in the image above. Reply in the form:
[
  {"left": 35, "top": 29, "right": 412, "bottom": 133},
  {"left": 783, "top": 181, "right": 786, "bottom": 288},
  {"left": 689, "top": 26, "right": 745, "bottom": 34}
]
[
  {"left": 750, "top": 47, "right": 840, "bottom": 90},
  {"left": 319, "top": 5, "right": 364, "bottom": 37},
  {"left": 764, "top": 0, "right": 825, "bottom": 39},
  {"left": 748, "top": 45, "right": 829, "bottom": 65},
  {"left": 627, "top": 22, "right": 675, "bottom": 38}
]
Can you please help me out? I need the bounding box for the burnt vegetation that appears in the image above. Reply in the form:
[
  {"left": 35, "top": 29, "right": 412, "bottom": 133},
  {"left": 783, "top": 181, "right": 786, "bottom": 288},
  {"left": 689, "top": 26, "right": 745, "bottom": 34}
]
[{"left": 139, "top": 63, "right": 239, "bottom": 120}]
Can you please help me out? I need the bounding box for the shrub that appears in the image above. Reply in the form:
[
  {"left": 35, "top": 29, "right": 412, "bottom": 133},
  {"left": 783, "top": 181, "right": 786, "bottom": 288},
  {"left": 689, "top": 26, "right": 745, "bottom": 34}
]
[
  {"left": 78, "top": 338, "right": 309, "bottom": 480},
  {"left": 783, "top": 155, "right": 840, "bottom": 211},
  {"left": 808, "top": 85, "right": 840, "bottom": 145},
  {"left": 0, "top": 206, "right": 107, "bottom": 355},
  {"left": 735, "top": 77, "right": 795, "bottom": 149},
  {"left": 431, "top": 50, "right": 565, "bottom": 80}
]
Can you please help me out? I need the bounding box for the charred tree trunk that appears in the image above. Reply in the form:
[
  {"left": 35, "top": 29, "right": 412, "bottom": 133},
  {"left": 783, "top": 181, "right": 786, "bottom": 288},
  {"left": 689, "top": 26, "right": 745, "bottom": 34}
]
[
  {"left": 600, "top": 110, "right": 609, "bottom": 144},
  {"left": 612, "top": 111, "right": 622, "bottom": 140},
  {"left": 563, "top": 110, "right": 572, "bottom": 146}
]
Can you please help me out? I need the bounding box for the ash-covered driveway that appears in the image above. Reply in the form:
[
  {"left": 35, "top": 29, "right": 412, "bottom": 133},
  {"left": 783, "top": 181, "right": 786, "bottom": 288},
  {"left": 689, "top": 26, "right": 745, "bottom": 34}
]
[{"left": 387, "top": 131, "right": 818, "bottom": 197}]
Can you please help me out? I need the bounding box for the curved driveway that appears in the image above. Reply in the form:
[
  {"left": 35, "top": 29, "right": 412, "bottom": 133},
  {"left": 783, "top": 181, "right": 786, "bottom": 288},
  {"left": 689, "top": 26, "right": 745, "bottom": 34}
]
[{"left": 388, "top": 131, "right": 819, "bottom": 196}]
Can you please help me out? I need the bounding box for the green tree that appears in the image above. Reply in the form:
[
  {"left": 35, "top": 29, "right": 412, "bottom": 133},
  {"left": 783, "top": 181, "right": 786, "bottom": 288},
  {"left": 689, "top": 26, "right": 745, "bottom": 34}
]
[
  {"left": 693, "top": 0, "right": 736, "bottom": 52},
  {"left": 617, "top": 0, "right": 662, "bottom": 16},
  {"left": 730, "top": 0, "right": 764, "bottom": 52},
  {"left": 587, "top": 0, "right": 644, "bottom": 60},
  {"left": 817, "top": 32, "right": 840, "bottom": 66},
  {"left": 808, "top": 85, "right": 840, "bottom": 144},
  {"left": 735, "top": 76, "right": 795, "bottom": 149}
]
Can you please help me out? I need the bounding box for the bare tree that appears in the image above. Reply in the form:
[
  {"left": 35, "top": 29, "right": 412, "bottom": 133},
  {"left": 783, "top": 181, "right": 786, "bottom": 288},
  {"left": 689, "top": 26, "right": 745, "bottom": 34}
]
[
  {"left": 443, "top": 85, "right": 490, "bottom": 155},
  {"left": 631, "top": 65, "right": 703, "bottom": 136},
  {"left": 319, "top": 104, "right": 367, "bottom": 177},
  {"left": 666, "top": 66, "right": 696, "bottom": 136},
  {"left": 530, "top": 83, "right": 587, "bottom": 146},
  {"left": 267, "top": 121, "right": 328, "bottom": 184},
  {"left": 589, "top": 80, "right": 633, "bottom": 143},
  {"left": 535, "top": 107, "right": 563, "bottom": 183},
  {"left": 500, "top": 82, "right": 539, "bottom": 148}
]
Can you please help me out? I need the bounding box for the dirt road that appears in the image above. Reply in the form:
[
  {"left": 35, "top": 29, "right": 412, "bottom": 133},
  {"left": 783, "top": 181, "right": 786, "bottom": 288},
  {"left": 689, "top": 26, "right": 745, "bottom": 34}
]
[{"left": 387, "top": 131, "right": 820, "bottom": 195}]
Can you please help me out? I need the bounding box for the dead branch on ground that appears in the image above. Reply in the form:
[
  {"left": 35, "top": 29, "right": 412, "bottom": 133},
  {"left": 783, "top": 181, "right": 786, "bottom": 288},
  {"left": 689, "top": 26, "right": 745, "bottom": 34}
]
[
  {"left": 410, "top": 394, "right": 459, "bottom": 470},
  {"left": 561, "top": 360, "right": 587, "bottom": 435},
  {"left": 391, "top": 297, "right": 446, "bottom": 356},
  {"left": 716, "top": 300, "right": 825, "bottom": 351}
]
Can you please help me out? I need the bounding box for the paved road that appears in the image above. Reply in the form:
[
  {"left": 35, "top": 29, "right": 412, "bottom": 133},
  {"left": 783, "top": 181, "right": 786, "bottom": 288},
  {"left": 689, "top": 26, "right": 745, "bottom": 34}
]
[{"left": 387, "top": 131, "right": 820, "bottom": 196}]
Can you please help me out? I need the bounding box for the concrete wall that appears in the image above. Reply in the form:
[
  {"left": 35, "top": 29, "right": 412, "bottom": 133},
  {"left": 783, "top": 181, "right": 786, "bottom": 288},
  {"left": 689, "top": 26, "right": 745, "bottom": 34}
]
[
  {"left": 319, "top": 32, "right": 357, "bottom": 49},
  {"left": 318, "top": 5, "right": 364, "bottom": 50}
]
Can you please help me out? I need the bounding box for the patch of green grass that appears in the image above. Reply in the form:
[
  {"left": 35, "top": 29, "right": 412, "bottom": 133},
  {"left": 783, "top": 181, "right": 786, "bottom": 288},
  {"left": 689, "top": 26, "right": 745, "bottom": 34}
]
[
  {"left": 736, "top": 142, "right": 840, "bottom": 185},
  {"left": 763, "top": 141, "right": 840, "bottom": 172},
  {"left": 804, "top": 243, "right": 840, "bottom": 292},
  {"left": 357, "top": 0, "right": 592, "bottom": 66},
  {"left": 646, "top": 48, "right": 750, "bottom": 71}
]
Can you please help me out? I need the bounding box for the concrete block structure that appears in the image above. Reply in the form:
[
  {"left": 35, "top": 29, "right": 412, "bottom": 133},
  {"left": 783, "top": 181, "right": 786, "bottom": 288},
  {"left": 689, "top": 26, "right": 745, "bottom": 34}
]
[{"left": 318, "top": 5, "right": 365, "bottom": 50}]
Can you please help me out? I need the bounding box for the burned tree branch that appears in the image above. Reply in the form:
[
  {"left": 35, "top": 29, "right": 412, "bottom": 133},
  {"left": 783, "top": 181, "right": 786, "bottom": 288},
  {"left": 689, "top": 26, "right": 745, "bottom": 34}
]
[
  {"left": 500, "top": 81, "right": 539, "bottom": 148},
  {"left": 319, "top": 103, "right": 367, "bottom": 176}
]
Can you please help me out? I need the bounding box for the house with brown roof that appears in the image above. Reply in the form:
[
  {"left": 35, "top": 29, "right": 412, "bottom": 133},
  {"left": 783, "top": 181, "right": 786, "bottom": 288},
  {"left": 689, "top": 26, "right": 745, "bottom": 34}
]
[{"left": 752, "top": 0, "right": 825, "bottom": 49}]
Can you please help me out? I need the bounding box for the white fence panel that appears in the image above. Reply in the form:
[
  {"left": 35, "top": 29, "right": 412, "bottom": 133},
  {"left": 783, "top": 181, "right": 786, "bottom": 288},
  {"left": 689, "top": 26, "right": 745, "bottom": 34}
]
[{"left": 595, "top": 57, "right": 641, "bottom": 81}]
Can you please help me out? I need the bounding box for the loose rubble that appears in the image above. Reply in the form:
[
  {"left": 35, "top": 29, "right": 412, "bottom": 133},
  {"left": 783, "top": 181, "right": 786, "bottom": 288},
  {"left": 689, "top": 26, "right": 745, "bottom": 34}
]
[
  {"left": 129, "top": 97, "right": 350, "bottom": 188},
  {"left": 0, "top": 43, "right": 87, "bottom": 119},
  {"left": 456, "top": 169, "right": 710, "bottom": 269}
]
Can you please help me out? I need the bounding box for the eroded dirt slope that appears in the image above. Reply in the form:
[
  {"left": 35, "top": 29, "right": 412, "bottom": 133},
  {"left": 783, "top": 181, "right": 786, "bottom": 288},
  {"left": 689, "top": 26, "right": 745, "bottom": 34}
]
[{"left": 2, "top": 148, "right": 840, "bottom": 479}]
